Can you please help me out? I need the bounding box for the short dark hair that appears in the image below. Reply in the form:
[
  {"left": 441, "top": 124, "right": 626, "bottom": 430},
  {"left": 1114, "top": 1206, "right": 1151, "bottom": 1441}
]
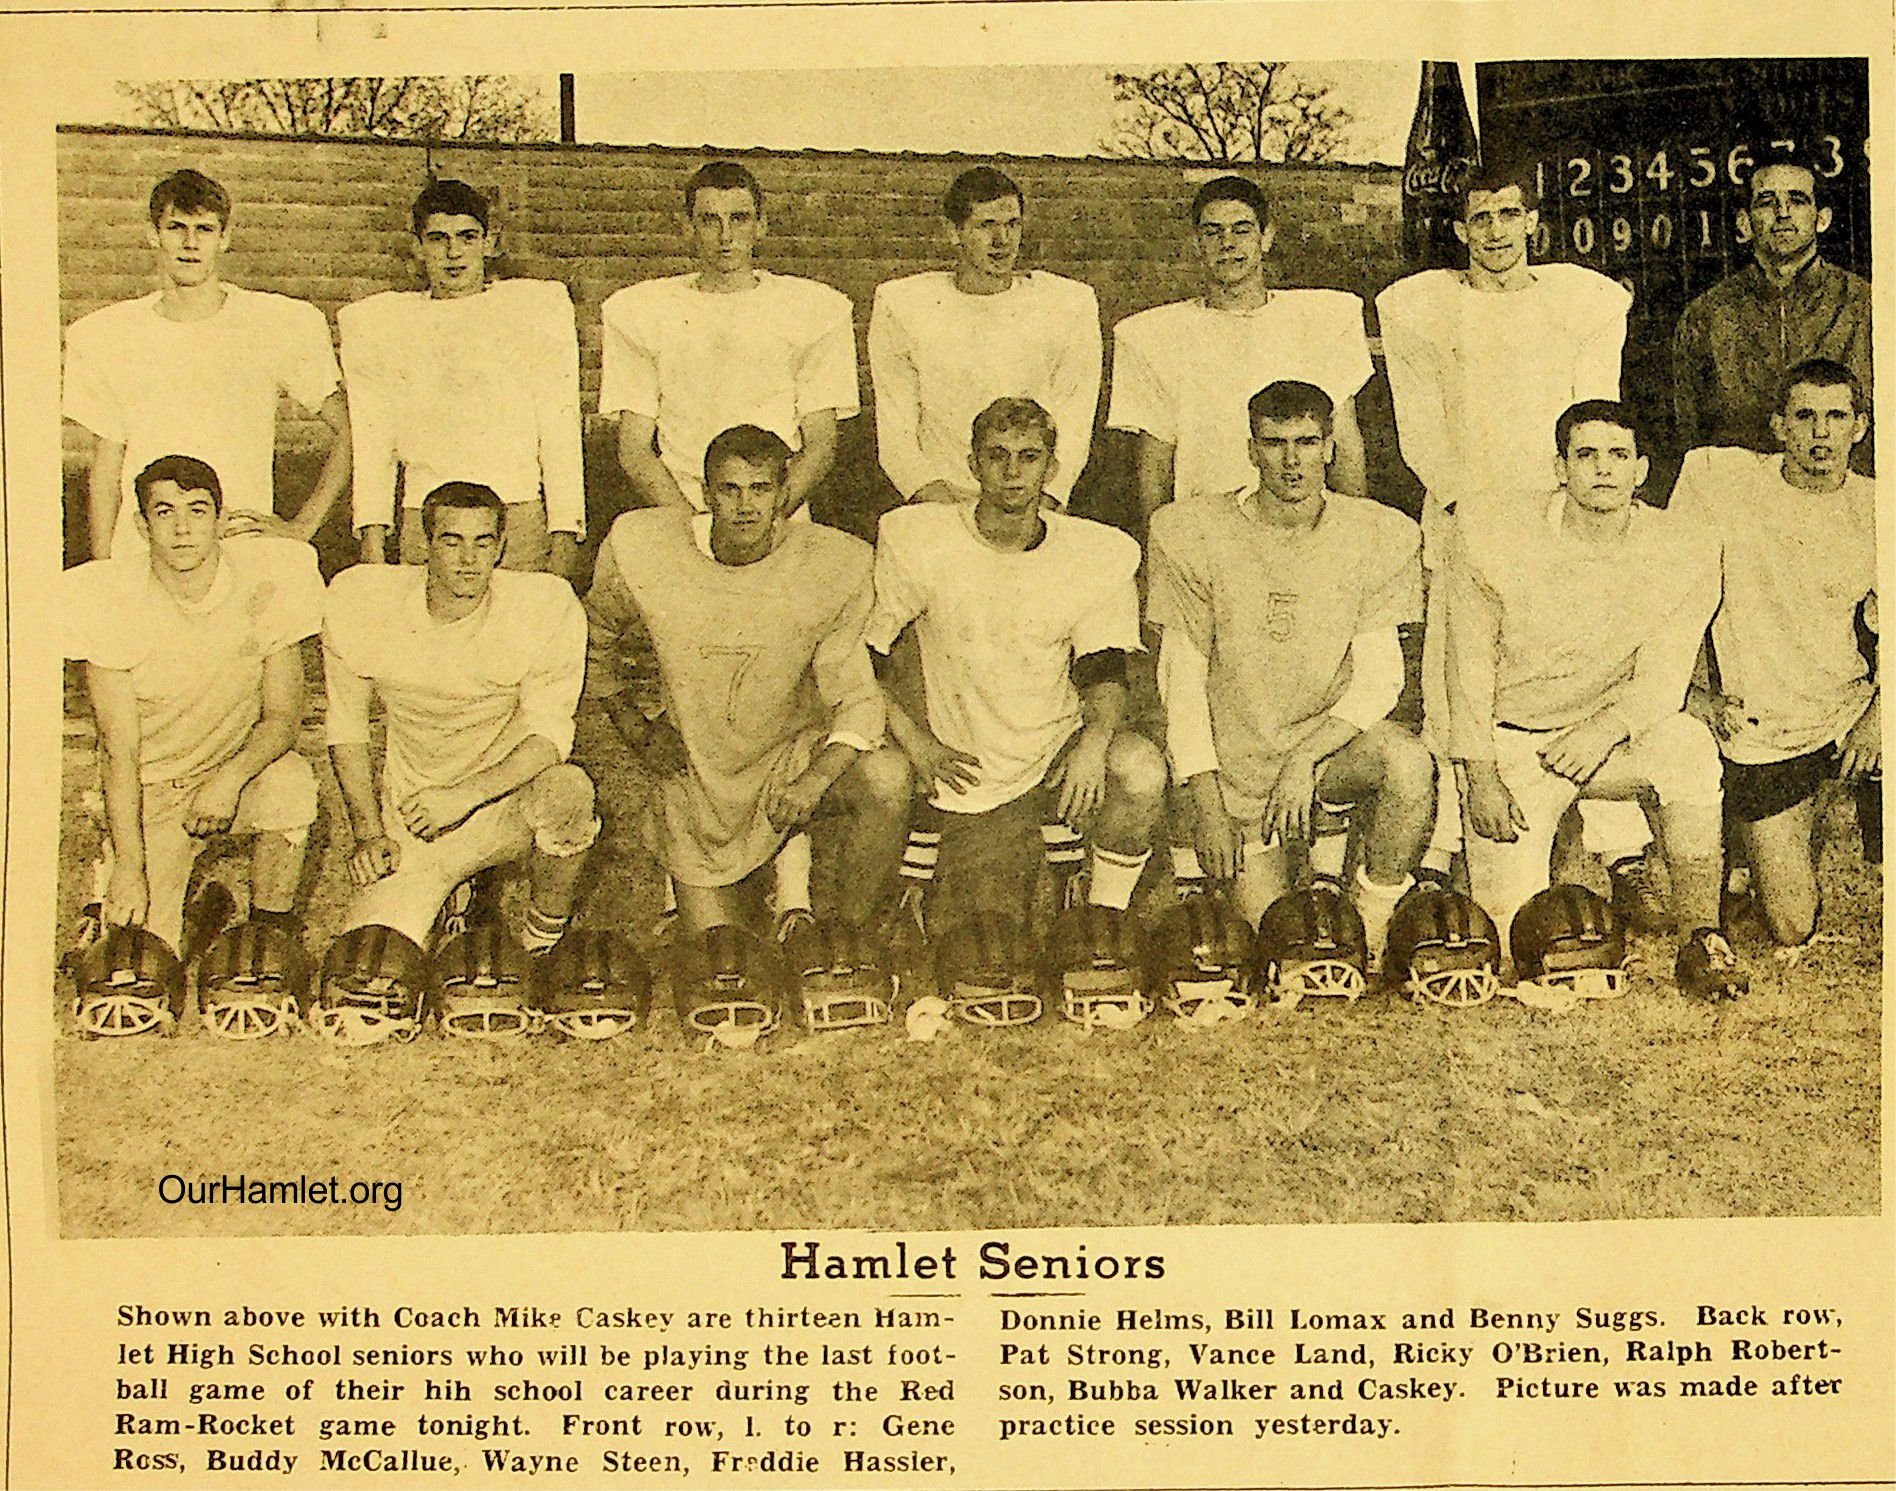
[
  {"left": 685, "top": 161, "right": 764, "bottom": 218},
  {"left": 149, "top": 170, "right": 231, "bottom": 229},
  {"left": 133, "top": 454, "right": 223, "bottom": 517},
  {"left": 411, "top": 178, "right": 490, "bottom": 235},
  {"left": 1555, "top": 399, "right": 1641, "bottom": 458},
  {"left": 1457, "top": 158, "right": 1541, "bottom": 218},
  {"left": 1248, "top": 380, "right": 1335, "bottom": 437},
  {"left": 1744, "top": 147, "right": 1821, "bottom": 203},
  {"left": 1779, "top": 356, "right": 1864, "bottom": 416},
  {"left": 420, "top": 481, "right": 506, "bottom": 540},
  {"left": 1190, "top": 175, "right": 1270, "bottom": 229},
  {"left": 970, "top": 396, "right": 1057, "bottom": 454},
  {"left": 703, "top": 425, "right": 793, "bottom": 486},
  {"left": 943, "top": 167, "right": 1023, "bottom": 226}
]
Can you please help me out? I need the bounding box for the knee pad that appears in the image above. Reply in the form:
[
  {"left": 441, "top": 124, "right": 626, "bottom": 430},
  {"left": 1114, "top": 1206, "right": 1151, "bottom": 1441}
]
[
  {"left": 1645, "top": 715, "right": 1723, "bottom": 806},
  {"left": 529, "top": 765, "right": 599, "bottom": 857},
  {"left": 248, "top": 754, "right": 320, "bottom": 833}
]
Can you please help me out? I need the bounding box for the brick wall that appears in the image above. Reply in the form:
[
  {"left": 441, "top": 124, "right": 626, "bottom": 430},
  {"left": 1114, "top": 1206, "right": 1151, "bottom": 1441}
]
[{"left": 56, "top": 126, "right": 1410, "bottom": 562}]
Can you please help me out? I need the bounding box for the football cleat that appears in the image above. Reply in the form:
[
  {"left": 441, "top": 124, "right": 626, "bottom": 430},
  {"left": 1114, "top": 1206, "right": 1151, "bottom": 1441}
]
[
  {"left": 1146, "top": 889, "right": 1256, "bottom": 1024},
  {"left": 1386, "top": 885, "right": 1501, "bottom": 1007},
  {"left": 672, "top": 925, "right": 787, "bottom": 1047},
  {"left": 1045, "top": 903, "right": 1151, "bottom": 1029},
  {"left": 1510, "top": 883, "right": 1626, "bottom": 1003},
  {"left": 309, "top": 925, "right": 428, "bottom": 1046},
  {"left": 1608, "top": 853, "right": 1671, "bottom": 935},
  {"left": 431, "top": 926, "right": 537, "bottom": 1039},
  {"left": 785, "top": 918, "right": 895, "bottom": 1033},
  {"left": 934, "top": 914, "right": 1042, "bottom": 1028},
  {"left": 71, "top": 924, "right": 186, "bottom": 1037},
  {"left": 194, "top": 919, "right": 307, "bottom": 1040},
  {"left": 1674, "top": 927, "right": 1749, "bottom": 1001},
  {"left": 533, "top": 928, "right": 652, "bottom": 1039},
  {"left": 1253, "top": 884, "right": 1369, "bottom": 1004}
]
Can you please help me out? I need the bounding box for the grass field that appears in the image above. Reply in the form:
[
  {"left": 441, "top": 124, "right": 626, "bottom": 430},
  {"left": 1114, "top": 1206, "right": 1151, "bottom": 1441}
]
[{"left": 52, "top": 699, "right": 1884, "bottom": 1238}]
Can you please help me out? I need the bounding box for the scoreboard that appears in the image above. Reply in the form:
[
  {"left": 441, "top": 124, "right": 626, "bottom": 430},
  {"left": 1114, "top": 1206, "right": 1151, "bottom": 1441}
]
[{"left": 1473, "top": 59, "right": 1870, "bottom": 461}]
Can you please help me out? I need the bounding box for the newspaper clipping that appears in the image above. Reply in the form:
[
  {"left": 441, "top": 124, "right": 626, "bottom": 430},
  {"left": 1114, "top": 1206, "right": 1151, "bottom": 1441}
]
[{"left": 0, "top": 1, "right": 1891, "bottom": 1487}]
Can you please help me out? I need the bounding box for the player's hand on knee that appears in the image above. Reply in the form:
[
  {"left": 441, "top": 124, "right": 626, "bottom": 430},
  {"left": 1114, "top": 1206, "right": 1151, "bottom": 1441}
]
[
  {"left": 104, "top": 863, "right": 149, "bottom": 928},
  {"left": 1699, "top": 689, "right": 1751, "bottom": 743},
  {"left": 1839, "top": 708, "right": 1881, "bottom": 781},
  {"left": 1465, "top": 764, "right": 1526, "bottom": 843},
  {"left": 399, "top": 787, "right": 475, "bottom": 841},
  {"left": 1188, "top": 777, "right": 1243, "bottom": 881},
  {"left": 184, "top": 772, "right": 243, "bottom": 837},
  {"left": 1049, "top": 729, "right": 1110, "bottom": 829},
  {"left": 1262, "top": 756, "right": 1317, "bottom": 848},
  {"left": 349, "top": 836, "right": 400, "bottom": 887},
  {"left": 906, "top": 732, "right": 981, "bottom": 799},
  {"left": 1538, "top": 715, "right": 1625, "bottom": 785},
  {"left": 766, "top": 769, "right": 829, "bottom": 833}
]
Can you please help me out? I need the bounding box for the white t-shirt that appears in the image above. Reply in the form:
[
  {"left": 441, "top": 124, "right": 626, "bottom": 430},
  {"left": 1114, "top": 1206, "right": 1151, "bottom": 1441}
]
[
  {"left": 868, "top": 270, "right": 1101, "bottom": 504},
  {"left": 323, "top": 566, "right": 585, "bottom": 806},
  {"left": 598, "top": 270, "right": 859, "bottom": 508},
  {"left": 1375, "top": 265, "right": 1630, "bottom": 520},
  {"left": 62, "top": 286, "right": 341, "bottom": 555},
  {"left": 1669, "top": 448, "right": 1878, "bottom": 764},
  {"left": 62, "top": 537, "right": 323, "bottom": 785},
  {"left": 338, "top": 279, "right": 585, "bottom": 535},
  {"left": 867, "top": 504, "right": 1142, "bottom": 813},
  {"left": 1107, "top": 292, "right": 1372, "bottom": 503}
]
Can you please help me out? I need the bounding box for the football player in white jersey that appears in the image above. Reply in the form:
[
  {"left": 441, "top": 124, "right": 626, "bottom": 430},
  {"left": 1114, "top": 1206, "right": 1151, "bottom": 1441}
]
[
  {"left": 869, "top": 165, "right": 1102, "bottom": 508},
  {"left": 323, "top": 483, "right": 597, "bottom": 952},
  {"left": 341, "top": 179, "right": 584, "bottom": 578},
  {"left": 1377, "top": 157, "right": 1649, "bottom": 899},
  {"left": 1109, "top": 175, "right": 1371, "bottom": 518},
  {"left": 63, "top": 170, "right": 350, "bottom": 559},
  {"left": 1149, "top": 381, "right": 1433, "bottom": 960},
  {"left": 1672, "top": 359, "right": 1878, "bottom": 945},
  {"left": 585, "top": 426, "right": 910, "bottom": 936},
  {"left": 599, "top": 159, "right": 858, "bottom": 519},
  {"left": 63, "top": 455, "right": 322, "bottom": 956},
  {"left": 868, "top": 398, "right": 1166, "bottom": 924},
  {"left": 1444, "top": 400, "right": 1742, "bottom": 992}
]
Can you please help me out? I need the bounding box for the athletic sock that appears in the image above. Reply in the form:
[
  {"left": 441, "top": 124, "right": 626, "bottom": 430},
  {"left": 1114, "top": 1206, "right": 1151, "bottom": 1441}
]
[
  {"left": 773, "top": 832, "right": 813, "bottom": 914},
  {"left": 1042, "top": 821, "right": 1087, "bottom": 875},
  {"left": 1087, "top": 846, "right": 1151, "bottom": 910},
  {"left": 521, "top": 905, "right": 571, "bottom": 955},
  {"left": 900, "top": 827, "right": 940, "bottom": 886},
  {"left": 1169, "top": 844, "right": 1207, "bottom": 896},
  {"left": 1309, "top": 829, "right": 1348, "bottom": 882},
  {"left": 251, "top": 907, "right": 299, "bottom": 935},
  {"left": 1353, "top": 866, "right": 1412, "bottom": 971}
]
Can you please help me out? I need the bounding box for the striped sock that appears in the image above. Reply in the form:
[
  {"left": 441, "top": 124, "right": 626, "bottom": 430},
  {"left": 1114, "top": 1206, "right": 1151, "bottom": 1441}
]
[
  {"left": 521, "top": 905, "right": 570, "bottom": 955},
  {"left": 1041, "top": 821, "right": 1087, "bottom": 875},
  {"left": 900, "top": 827, "right": 940, "bottom": 885}
]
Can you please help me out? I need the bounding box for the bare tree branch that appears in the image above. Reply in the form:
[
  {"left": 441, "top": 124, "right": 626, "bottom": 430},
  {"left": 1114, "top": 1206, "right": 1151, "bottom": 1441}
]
[
  {"left": 116, "top": 75, "right": 554, "bottom": 142},
  {"left": 1104, "top": 62, "right": 1352, "bottom": 164}
]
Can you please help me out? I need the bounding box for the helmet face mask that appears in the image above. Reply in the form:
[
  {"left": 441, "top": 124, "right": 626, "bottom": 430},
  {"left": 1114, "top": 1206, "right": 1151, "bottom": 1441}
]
[
  {"left": 310, "top": 925, "right": 428, "bottom": 1046},
  {"left": 787, "top": 919, "right": 894, "bottom": 1032},
  {"left": 1389, "top": 888, "right": 1502, "bottom": 1008},
  {"left": 674, "top": 926, "right": 785, "bottom": 1047},
  {"left": 1164, "top": 974, "right": 1256, "bottom": 1025},
  {"left": 1254, "top": 886, "right": 1369, "bottom": 1006},
  {"left": 937, "top": 914, "right": 1042, "bottom": 1029},
  {"left": 1510, "top": 884, "right": 1627, "bottom": 1005},
  {"left": 1058, "top": 965, "right": 1151, "bottom": 1029},
  {"left": 195, "top": 920, "right": 307, "bottom": 1040},
  {"left": 534, "top": 930, "right": 652, "bottom": 1040},
  {"left": 433, "top": 927, "right": 536, "bottom": 1040},
  {"left": 72, "top": 925, "right": 186, "bottom": 1038}
]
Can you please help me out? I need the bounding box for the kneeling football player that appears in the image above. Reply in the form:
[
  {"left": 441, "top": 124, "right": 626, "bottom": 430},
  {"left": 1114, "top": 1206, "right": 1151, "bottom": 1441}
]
[
  {"left": 867, "top": 397, "right": 1166, "bottom": 927},
  {"left": 323, "top": 481, "right": 597, "bottom": 955},
  {"left": 1148, "top": 379, "right": 1433, "bottom": 966},
  {"left": 63, "top": 455, "right": 322, "bottom": 1023},
  {"left": 1670, "top": 359, "right": 1878, "bottom": 946},
  {"left": 585, "top": 425, "right": 911, "bottom": 939},
  {"left": 1443, "top": 400, "right": 1746, "bottom": 995}
]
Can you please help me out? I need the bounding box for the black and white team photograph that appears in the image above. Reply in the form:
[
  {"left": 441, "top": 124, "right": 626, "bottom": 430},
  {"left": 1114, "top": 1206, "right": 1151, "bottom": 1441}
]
[{"left": 46, "top": 56, "right": 1879, "bottom": 1236}]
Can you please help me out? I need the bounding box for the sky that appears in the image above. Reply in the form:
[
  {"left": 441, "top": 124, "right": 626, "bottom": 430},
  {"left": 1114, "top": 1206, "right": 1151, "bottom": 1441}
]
[{"left": 69, "top": 62, "right": 1423, "bottom": 164}]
